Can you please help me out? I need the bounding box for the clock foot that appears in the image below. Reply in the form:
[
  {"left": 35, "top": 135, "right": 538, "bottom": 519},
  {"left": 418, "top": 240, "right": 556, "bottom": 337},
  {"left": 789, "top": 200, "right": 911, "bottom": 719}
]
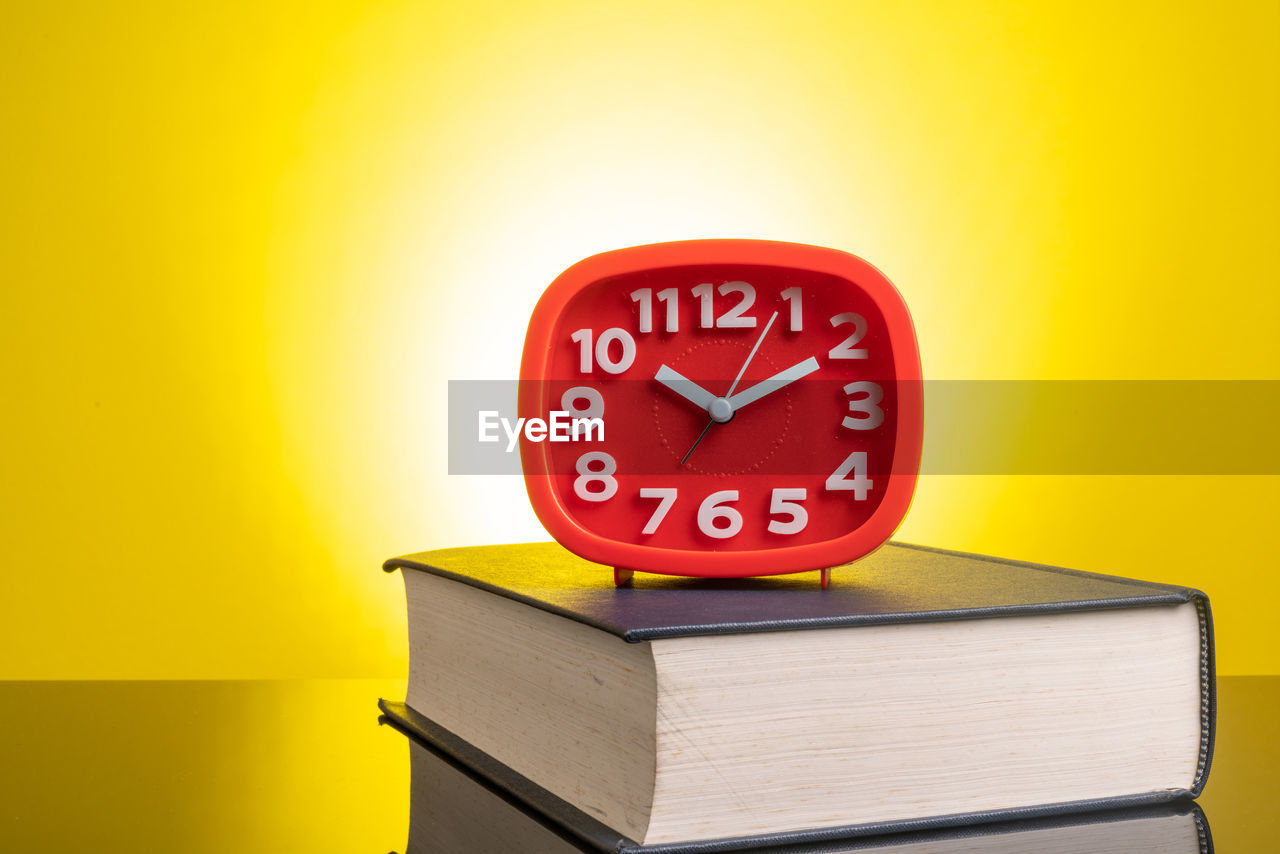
[
  {"left": 613, "top": 567, "right": 634, "bottom": 587},
  {"left": 820, "top": 567, "right": 831, "bottom": 590}
]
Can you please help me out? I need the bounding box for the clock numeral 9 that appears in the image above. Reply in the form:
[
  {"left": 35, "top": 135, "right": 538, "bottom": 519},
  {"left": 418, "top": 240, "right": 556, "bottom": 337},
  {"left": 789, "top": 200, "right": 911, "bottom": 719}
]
[
  {"left": 561, "top": 386, "right": 604, "bottom": 420},
  {"left": 842, "top": 381, "right": 884, "bottom": 430},
  {"left": 570, "top": 327, "right": 636, "bottom": 374}
]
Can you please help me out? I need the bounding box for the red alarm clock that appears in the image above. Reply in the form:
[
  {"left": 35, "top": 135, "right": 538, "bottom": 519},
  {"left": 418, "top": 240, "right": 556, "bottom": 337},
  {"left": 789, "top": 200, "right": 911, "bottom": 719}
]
[{"left": 518, "top": 239, "right": 922, "bottom": 587}]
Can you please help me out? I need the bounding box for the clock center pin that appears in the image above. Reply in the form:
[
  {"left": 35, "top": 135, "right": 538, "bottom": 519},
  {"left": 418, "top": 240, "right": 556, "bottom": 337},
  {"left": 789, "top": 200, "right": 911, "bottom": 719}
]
[{"left": 709, "top": 397, "right": 734, "bottom": 423}]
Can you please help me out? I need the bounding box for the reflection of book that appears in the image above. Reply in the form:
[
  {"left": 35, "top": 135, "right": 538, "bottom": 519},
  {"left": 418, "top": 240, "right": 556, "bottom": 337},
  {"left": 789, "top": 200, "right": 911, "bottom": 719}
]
[
  {"left": 385, "top": 715, "right": 1213, "bottom": 854},
  {"left": 384, "top": 542, "right": 1214, "bottom": 851}
]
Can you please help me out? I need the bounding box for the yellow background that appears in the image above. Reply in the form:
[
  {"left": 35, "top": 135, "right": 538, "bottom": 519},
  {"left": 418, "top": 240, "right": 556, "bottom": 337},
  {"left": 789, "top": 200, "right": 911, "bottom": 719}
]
[{"left": 3, "top": 1, "right": 1276, "bottom": 679}]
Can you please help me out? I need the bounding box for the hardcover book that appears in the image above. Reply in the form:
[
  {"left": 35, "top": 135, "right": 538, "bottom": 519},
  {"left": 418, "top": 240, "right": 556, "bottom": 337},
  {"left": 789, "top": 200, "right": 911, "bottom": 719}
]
[
  {"left": 382, "top": 714, "right": 1213, "bottom": 854},
  {"left": 382, "top": 541, "right": 1214, "bottom": 852}
]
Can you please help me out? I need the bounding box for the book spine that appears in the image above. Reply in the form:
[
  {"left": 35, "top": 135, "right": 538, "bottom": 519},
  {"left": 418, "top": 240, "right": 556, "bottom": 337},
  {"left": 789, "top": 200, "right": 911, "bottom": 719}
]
[{"left": 1191, "top": 592, "right": 1216, "bottom": 797}]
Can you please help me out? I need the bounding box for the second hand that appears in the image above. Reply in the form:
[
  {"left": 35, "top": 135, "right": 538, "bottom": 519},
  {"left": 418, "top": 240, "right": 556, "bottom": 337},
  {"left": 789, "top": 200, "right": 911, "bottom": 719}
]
[{"left": 680, "top": 310, "right": 779, "bottom": 466}]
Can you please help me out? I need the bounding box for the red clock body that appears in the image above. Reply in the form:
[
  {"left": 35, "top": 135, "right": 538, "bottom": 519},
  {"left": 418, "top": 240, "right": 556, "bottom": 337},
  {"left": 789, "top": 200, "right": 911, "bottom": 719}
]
[{"left": 519, "top": 240, "right": 922, "bottom": 585}]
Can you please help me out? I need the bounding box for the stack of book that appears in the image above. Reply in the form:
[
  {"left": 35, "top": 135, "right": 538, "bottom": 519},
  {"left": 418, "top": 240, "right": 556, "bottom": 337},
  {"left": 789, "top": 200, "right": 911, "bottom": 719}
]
[{"left": 379, "top": 542, "right": 1215, "bottom": 853}]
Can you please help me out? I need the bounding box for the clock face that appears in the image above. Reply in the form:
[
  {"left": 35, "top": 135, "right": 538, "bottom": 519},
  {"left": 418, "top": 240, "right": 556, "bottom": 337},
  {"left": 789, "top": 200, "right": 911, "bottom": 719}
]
[{"left": 519, "top": 240, "right": 922, "bottom": 578}]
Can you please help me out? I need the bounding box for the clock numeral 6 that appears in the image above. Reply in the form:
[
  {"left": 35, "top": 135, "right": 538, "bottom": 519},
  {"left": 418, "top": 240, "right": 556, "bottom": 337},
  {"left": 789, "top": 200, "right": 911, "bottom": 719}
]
[
  {"left": 573, "top": 451, "right": 618, "bottom": 501},
  {"left": 570, "top": 327, "right": 636, "bottom": 374},
  {"left": 698, "top": 490, "right": 745, "bottom": 539},
  {"left": 826, "top": 451, "right": 872, "bottom": 500}
]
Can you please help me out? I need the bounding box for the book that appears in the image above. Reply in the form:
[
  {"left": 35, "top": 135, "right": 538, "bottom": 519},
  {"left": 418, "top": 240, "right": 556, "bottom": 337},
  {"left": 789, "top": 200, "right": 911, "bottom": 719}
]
[
  {"left": 380, "top": 712, "right": 1214, "bottom": 853},
  {"left": 382, "top": 541, "right": 1215, "bottom": 853}
]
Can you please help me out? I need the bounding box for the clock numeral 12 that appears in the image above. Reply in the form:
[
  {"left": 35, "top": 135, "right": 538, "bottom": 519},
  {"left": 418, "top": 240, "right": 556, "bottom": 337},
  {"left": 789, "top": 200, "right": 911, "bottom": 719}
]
[{"left": 691, "top": 281, "right": 757, "bottom": 329}]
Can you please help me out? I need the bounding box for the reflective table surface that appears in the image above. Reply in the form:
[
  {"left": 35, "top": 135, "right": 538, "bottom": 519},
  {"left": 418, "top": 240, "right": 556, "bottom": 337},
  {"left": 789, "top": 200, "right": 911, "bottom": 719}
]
[{"left": 2, "top": 677, "right": 1274, "bottom": 851}]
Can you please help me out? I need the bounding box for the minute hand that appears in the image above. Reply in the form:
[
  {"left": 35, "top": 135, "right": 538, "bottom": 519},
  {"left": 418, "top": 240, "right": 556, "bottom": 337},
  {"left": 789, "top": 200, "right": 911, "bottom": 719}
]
[{"left": 726, "top": 357, "right": 821, "bottom": 411}]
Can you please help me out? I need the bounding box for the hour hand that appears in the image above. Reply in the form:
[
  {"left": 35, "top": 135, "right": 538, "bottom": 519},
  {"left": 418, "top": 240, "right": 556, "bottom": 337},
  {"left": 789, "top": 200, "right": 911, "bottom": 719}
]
[
  {"left": 727, "top": 357, "right": 821, "bottom": 410},
  {"left": 655, "top": 364, "right": 717, "bottom": 413}
]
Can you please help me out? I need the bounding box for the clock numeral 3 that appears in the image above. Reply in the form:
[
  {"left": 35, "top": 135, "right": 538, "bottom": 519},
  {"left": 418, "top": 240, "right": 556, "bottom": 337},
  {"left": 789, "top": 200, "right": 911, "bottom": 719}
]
[{"left": 842, "top": 381, "right": 884, "bottom": 430}]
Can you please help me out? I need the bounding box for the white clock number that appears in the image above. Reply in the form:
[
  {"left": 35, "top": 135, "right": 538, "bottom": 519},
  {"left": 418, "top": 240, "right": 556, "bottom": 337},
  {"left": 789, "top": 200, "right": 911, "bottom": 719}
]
[
  {"left": 643, "top": 487, "right": 808, "bottom": 537},
  {"left": 574, "top": 451, "right": 618, "bottom": 502},
  {"left": 697, "top": 490, "right": 743, "bottom": 539},
  {"left": 781, "top": 287, "right": 803, "bottom": 332},
  {"left": 630, "top": 288, "right": 679, "bottom": 333},
  {"left": 828, "top": 312, "right": 869, "bottom": 359},
  {"left": 570, "top": 327, "right": 637, "bottom": 374},
  {"left": 691, "top": 282, "right": 715, "bottom": 328},
  {"left": 842, "top": 381, "right": 884, "bottom": 430},
  {"left": 691, "top": 281, "right": 757, "bottom": 329},
  {"left": 826, "top": 451, "right": 872, "bottom": 500},
  {"left": 560, "top": 386, "right": 604, "bottom": 420},
  {"left": 639, "top": 487, "right": 678, "bottom": 534},
  {"left": 767, "top": 488, "right": 808, "bottom": 535}
]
